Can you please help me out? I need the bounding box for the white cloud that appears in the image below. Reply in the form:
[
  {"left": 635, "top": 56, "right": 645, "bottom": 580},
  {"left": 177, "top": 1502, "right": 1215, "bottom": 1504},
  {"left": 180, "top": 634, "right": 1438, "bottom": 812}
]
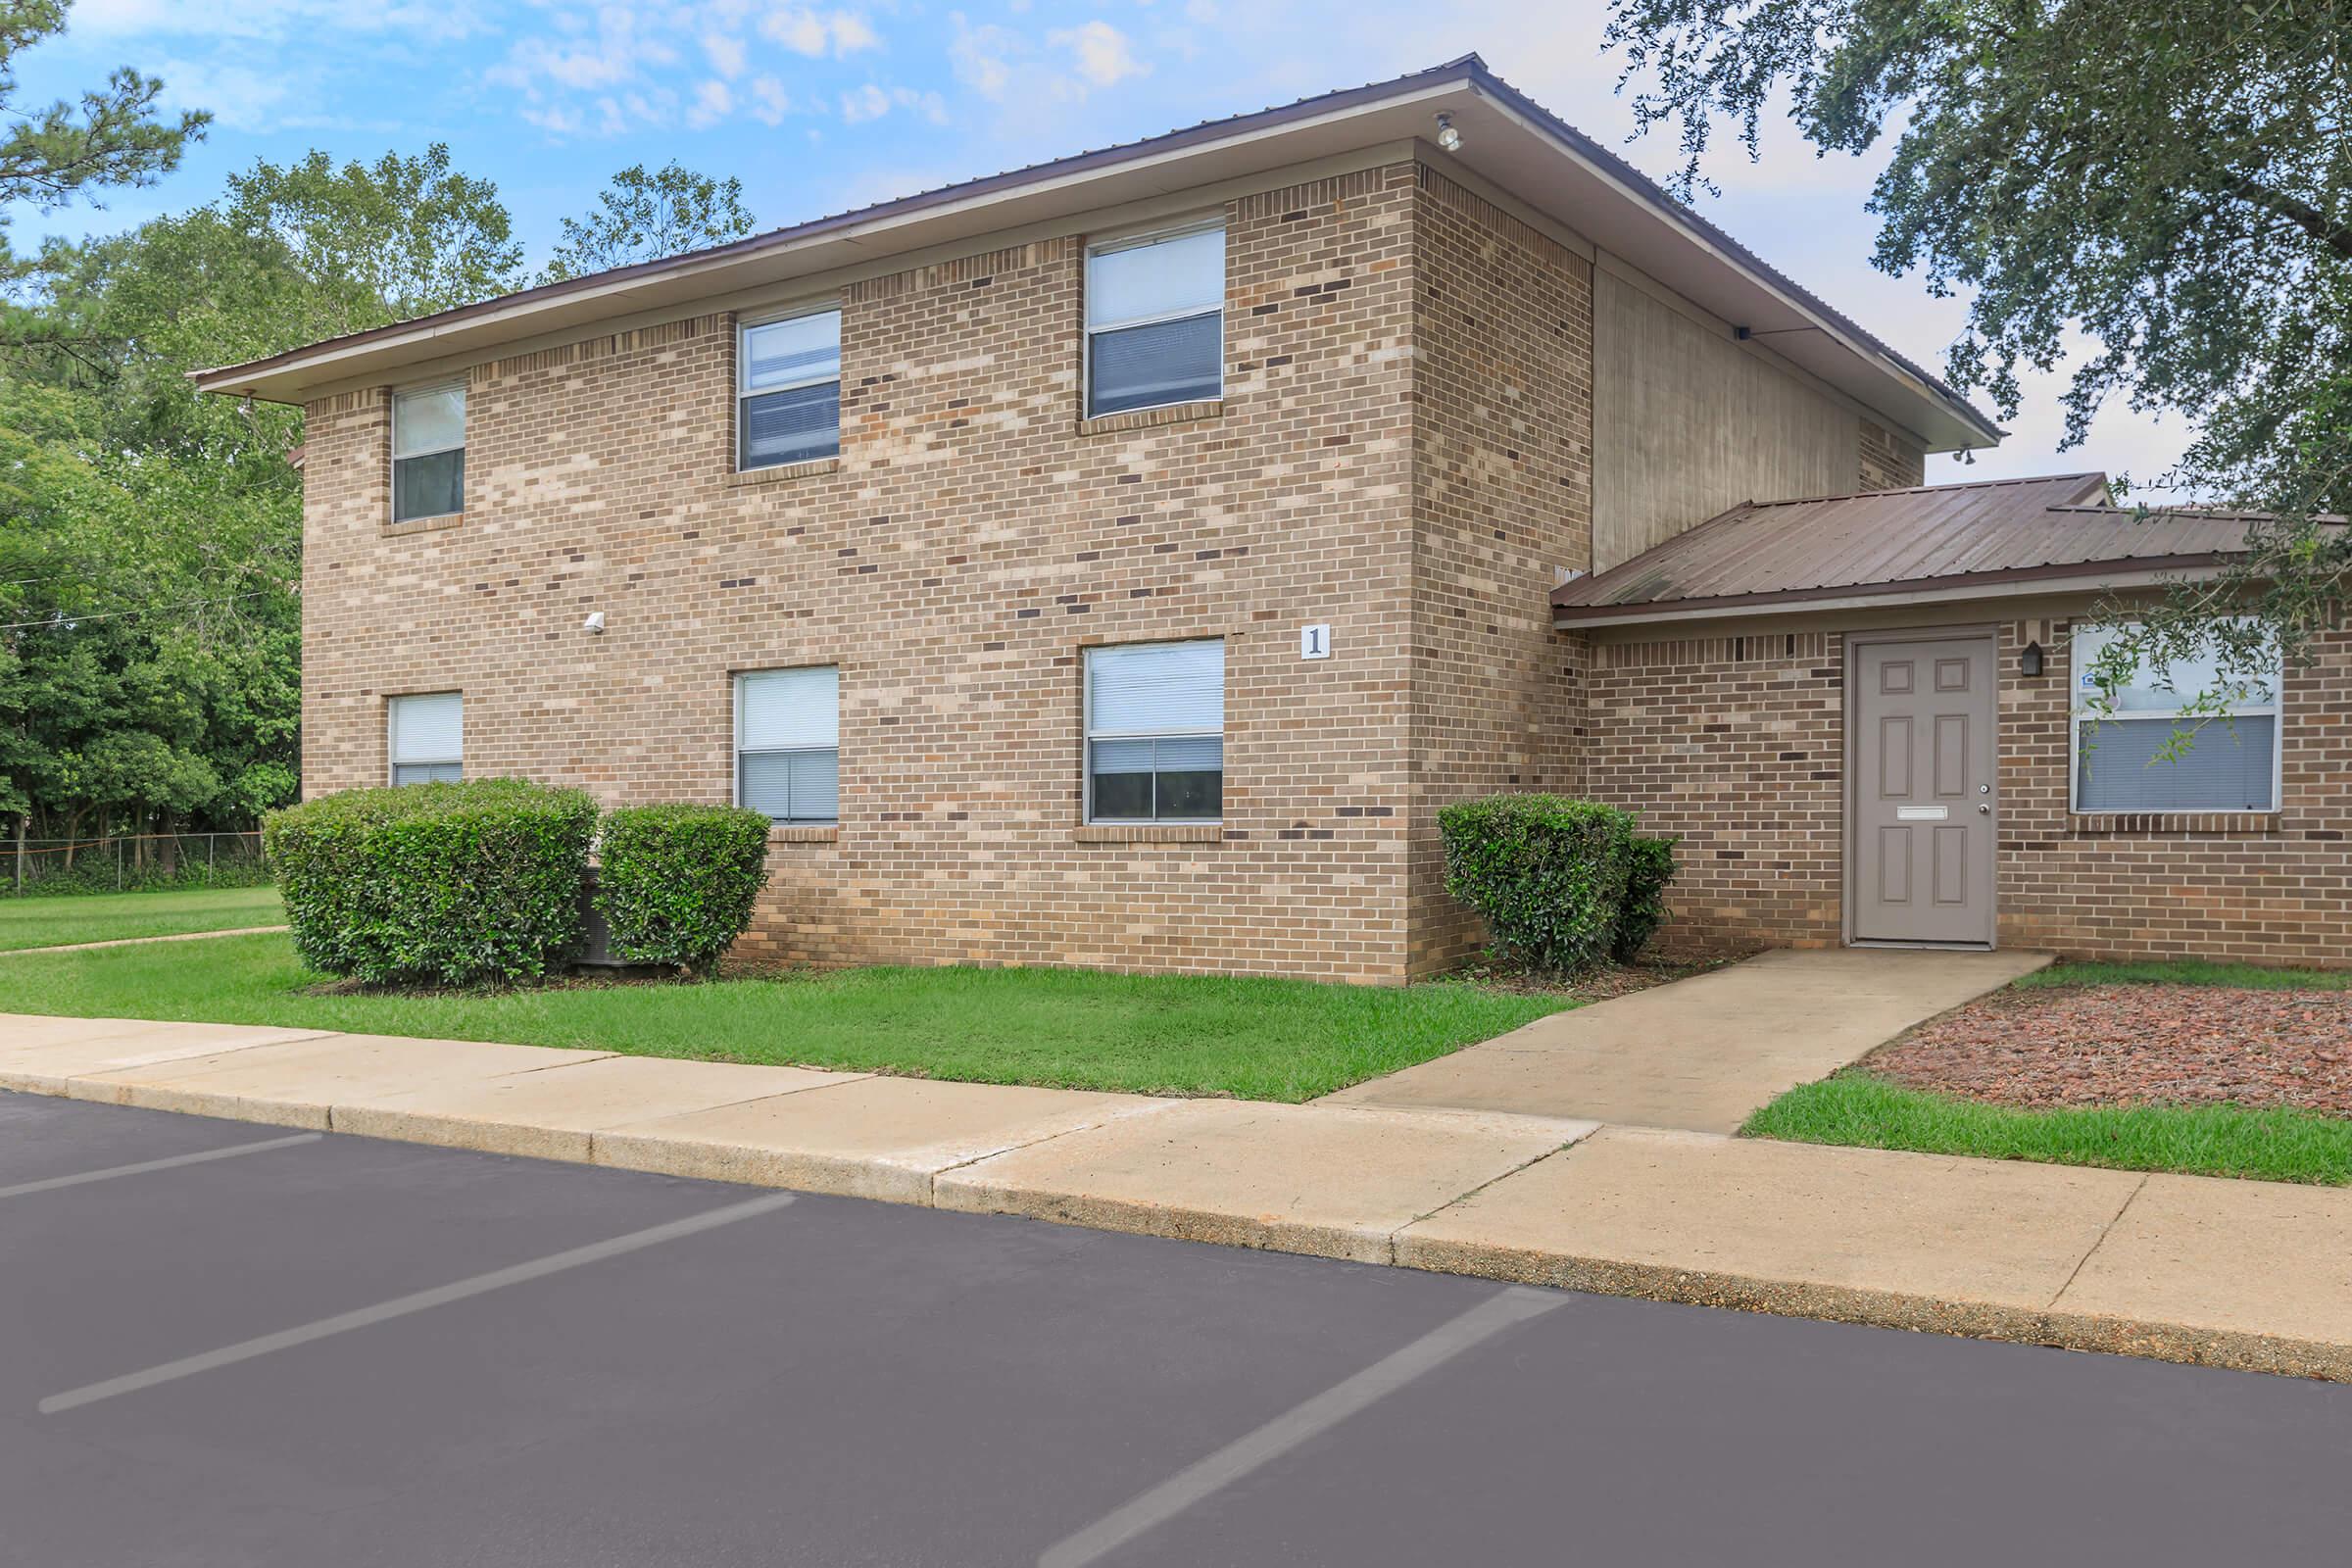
[
  {"left": 702, "top": 31, "right": 748, "bottom": 79},
  {"left": 839, "top": 82, "right": 891, "bottom": 122},
  {"left": 760, "top": 7, "right": 879, "bottom": 58},
  {"left": 750, "top": 74, "right": 792, "bottom": 124},
  {"left": 688, "top": 78, "right": 735, "bottom": 128},
  {"left": 949, "top": 15, "right": 1017, "bottom": 99},
  {"left": 1047, "top": 21, "right": 1147, "bottom": 89},
  {"left": 152, "top": 58, "right": 293, "bottom": 131}
]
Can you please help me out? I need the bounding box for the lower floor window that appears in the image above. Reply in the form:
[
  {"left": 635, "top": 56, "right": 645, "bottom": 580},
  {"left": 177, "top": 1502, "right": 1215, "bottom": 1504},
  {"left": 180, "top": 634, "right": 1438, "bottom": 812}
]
[
  {"left": 737, "top": 665, "right": 839, "bottom": 824},
  {"left": 2072, "top": 623, "right": 2280, "bottom": 812},
  {"left": 1085, "top": 639, "right": 1224, "bottom": 822},
  {"left": 387, "top": 692, "right": 462, "bottom": 785}
]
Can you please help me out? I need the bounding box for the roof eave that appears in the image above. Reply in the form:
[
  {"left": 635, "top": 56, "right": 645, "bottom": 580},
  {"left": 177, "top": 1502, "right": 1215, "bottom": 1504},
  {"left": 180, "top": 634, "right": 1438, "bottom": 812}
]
[
  {"left": 1551, "top": 556, "right": 2237, "bottom": 629},
  {"left": 190, "top": 57, "right": 2000, "bottom": 450}
]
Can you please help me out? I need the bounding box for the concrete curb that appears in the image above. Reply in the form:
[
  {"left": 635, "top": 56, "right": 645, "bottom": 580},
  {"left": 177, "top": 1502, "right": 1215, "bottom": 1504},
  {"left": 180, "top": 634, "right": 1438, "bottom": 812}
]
[{"left": 7, "top": 1012, "right": 2346, "bottom": 1384}]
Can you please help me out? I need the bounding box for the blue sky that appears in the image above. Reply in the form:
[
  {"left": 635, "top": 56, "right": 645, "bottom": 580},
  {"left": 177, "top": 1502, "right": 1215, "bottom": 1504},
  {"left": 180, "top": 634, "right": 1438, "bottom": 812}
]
[{"left": 20, "top": 0, "right": 2183, "bottom": 488}]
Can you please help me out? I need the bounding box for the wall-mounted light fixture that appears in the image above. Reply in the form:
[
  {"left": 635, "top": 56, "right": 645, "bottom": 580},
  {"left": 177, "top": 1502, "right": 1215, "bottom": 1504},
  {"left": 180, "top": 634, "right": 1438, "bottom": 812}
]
[
  {"left": 1434, "top": 113, "right": 1462, "bottom": 153},
  {"left": 2020, "top": 640, "right": 2044, "bottom": 678}
]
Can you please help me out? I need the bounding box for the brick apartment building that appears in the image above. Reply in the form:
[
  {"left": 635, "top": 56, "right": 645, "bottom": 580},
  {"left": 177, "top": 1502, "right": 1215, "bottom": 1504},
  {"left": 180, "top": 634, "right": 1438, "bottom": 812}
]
[{"left": 198, "top": 56, "right": 2346, "bottom": 980}]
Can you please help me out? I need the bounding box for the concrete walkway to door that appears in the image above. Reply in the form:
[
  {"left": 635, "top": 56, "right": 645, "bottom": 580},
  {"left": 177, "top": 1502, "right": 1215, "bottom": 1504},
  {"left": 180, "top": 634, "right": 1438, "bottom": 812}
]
[{"left": 1319, "top": 948, "right": 2051, "bottom": 1133}]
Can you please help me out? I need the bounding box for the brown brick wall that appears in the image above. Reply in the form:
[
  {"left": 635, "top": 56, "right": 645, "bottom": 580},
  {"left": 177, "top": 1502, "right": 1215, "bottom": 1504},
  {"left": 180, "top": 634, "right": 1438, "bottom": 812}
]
[
  {"left": 1403, "top": 170, "right": 1594, "bottom": 975},
  {"left": 1582, "top": 615, "right": 2352, "bottom": 967},
  {"left": 303, "top": 165, "right": 1426, "bottom": 982},
  {"left": 1585, "top": 631, "right": 1847, "bottom": 952},
  {"left": 1858, "top": 418, "right": 1926, "bottom": 491}
]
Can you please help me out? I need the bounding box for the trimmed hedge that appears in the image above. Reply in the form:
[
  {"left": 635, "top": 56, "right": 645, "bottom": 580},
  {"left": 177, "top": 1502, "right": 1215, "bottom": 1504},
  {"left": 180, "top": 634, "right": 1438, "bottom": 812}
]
[
  {"left": 264, "top": 779, "right": 598, "bottom": 987},
  {"left": 1612, "top": 832, "right": 1681, "bottom": 962},
  {"left": 594, "top": 804, "right": 773, "bottom": 974},
  {"left": 1439, "top": 794, "right": 1678, "bottom": 974}
]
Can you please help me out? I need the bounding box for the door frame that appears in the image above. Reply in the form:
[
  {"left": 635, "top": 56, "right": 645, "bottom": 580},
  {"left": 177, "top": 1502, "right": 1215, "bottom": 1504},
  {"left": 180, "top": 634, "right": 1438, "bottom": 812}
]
[{"left": 1840, "top": 624, "right": 2001, "bottom": 951}]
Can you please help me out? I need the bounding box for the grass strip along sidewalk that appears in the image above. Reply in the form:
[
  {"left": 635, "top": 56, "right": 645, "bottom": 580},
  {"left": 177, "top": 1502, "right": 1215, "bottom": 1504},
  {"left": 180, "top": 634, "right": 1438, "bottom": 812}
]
[
  {"left": 0, "top": 885, "right": 284, "bottom": 953},
  {"left": 1747, "top": 960, "right": 2352, "bottom": 1186},
  {"left": 0, "top": 932, "right": 1574, "bottom": 1102}
]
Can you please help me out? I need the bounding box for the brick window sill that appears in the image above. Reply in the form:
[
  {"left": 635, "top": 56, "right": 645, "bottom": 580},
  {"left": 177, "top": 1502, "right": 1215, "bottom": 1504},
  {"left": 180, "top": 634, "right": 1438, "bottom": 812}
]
[
  {"left": 727, "top": 456, "right": 841, "bottom": 489},
  {"left": 766, "top": 825, "right": 840, "bottom": 844},
  {"left": 1076, "top": 400, "right": 1222, "bottom": 438},
  {"left": 2068, "top": 812, "right": 2282, "bottom": 838},
  {"left": 1073, "top": 823, "right": 1225, "bottom": 844},
  {"left": 383, "top": 512, "right": 462, "bottom": 538}
]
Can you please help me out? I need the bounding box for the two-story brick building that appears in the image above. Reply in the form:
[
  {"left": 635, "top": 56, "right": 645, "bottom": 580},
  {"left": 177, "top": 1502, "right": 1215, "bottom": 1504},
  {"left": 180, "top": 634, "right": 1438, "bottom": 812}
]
[{"left": 199, "top": 56, "right": 2346, "bottom": 980}]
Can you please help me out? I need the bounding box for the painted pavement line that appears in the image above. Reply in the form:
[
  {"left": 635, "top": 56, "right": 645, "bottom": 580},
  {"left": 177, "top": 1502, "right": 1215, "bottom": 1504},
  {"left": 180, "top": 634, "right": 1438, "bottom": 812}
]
[
  {"left": 38, "top": 1192, "right": 798, "bottom": 1416},
  {"left": 1036, "top": 1285, "right": 1568, "bottom": 1568},
  {"left": 0, "top": 1132, "right": 322, "bottom": 1200}
]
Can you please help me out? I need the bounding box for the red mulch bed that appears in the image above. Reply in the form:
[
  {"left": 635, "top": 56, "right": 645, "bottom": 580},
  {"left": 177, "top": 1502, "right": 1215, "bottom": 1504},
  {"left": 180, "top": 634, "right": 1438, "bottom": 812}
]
[{"left": 1868, "top": 984, "right": 2352, "bottom": 1115}]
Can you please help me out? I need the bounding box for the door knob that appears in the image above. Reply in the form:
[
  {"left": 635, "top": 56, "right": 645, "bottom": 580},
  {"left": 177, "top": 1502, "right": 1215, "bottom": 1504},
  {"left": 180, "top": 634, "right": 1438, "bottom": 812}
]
[{"left": 1977, "top": 803, "right": 1990, "bottom": 814}]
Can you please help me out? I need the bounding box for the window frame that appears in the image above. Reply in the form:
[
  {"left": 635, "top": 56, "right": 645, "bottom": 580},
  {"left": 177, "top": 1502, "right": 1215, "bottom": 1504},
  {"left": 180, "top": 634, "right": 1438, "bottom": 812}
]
[
  {"left": 386, "top": 691, "right": 463, "bottom": 786},
  {"left": 389, "top": 380, "right": 466, "bottom": 524},
  {"left": 2068, "top": 621, "right": 2284, "bottom": 815},
  {"left": 1083, "top": 637, "right": 1225, "bottom": 825},
  {"left": 1082, "top": 218, "right": 1226, "bottom": 420},
  {"left": 733, "top": 665, "right": 841, "bottom": 827},
  {"left": 735, "top": 304, "right": 843, "bottom": 472}
]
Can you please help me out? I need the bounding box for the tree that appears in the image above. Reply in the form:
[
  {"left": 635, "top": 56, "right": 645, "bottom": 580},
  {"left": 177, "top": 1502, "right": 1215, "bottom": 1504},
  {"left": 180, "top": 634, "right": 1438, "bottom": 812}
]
[
  {"left": 541, "top": 162, "right": 757, "bottom": 283},
  {"left": 0, "top": 144, "right": 523, "bottom": 858},
  {"left": 0, "top": 2, "right": 206, "bottom": 227},
  {"left": 1603, "top": 0, "right": 2351, "bottom": 702}
]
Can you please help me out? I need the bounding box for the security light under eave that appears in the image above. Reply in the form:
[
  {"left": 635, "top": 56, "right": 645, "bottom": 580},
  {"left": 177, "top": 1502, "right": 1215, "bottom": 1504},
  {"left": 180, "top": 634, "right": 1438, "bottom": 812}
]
[{"left": 1435, "top": 113, "right": 1462, "bottom": 153}]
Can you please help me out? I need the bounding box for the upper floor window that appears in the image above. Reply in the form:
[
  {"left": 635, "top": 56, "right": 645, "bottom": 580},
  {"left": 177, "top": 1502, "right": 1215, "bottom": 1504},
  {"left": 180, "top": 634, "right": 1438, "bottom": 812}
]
[
  {"left": 388, "top": 692, "right": 463, "bottom": 785},
  {"left": 1085, "top": 222, "right": 1224, "bottom": 417},
  {"left": 2072, "top": 622, "right": 2280, "bottom": 813},
  {"left": 739, "top": 309, "right": 841, "bottom": 470},
  {"left": 391, "top": 383, "right": 466, "bottom": 522},
  {"left": 1085, "top": 639, "right": 1224, "bottom": 822},
  {"left": 737, "top": 666, "right": 840, "bottom": 824}
]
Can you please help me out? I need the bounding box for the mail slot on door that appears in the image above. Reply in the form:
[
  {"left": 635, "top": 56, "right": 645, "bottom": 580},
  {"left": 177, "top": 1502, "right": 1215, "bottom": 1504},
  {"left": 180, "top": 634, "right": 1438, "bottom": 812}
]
[{"left": 1895, "top": 806, "right": 1950, "bottom": 821}]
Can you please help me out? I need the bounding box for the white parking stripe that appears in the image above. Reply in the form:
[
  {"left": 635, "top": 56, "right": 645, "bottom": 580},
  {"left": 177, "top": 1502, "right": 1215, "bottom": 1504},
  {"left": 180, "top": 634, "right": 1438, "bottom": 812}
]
[
  {"left": 39, "top": 1192, "right": 797, "bottom": 1415},
  {"left": 1037, "top": 1286, "right": 1568, "bottom": 1568},
  {"left": 0, "top": 1133, "right": 322, "bottom": 1200}
]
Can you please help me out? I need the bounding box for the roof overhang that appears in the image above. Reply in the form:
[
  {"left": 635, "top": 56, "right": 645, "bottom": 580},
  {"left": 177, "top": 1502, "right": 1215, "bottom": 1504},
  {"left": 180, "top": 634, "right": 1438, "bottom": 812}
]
[
  {"left": 191, "top": 57, "right": 1999, "bottom": 451},
  {"left": 1551, "top": 557, "right": 2236, "bottom": 630}
]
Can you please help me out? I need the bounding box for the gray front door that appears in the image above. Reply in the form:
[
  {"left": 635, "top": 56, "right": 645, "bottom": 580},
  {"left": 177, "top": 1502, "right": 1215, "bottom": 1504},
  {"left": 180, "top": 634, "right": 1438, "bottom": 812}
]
[{"left": 1851, "top": 634, "right": 1996, "bottom": 945}]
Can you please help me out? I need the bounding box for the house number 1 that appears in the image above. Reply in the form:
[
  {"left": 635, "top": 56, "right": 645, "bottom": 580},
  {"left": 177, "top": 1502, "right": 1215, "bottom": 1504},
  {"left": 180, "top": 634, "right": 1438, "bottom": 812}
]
[{"left": 1300, "top": 624, "right": 1332, "bottom": 660}]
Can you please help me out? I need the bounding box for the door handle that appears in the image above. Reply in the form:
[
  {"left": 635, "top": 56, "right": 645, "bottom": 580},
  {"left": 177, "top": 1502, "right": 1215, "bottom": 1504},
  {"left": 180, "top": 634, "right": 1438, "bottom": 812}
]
[{"left": 1977, "top": 804, "right": 1991, "bottom": 814}]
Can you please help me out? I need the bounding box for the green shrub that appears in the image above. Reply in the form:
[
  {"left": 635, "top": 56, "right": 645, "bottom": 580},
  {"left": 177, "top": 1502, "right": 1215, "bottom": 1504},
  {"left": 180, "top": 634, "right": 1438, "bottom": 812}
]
[
  {"left": 594, "top": 803, "right": 774, "bottom": 974},
  {"left": 263, "top": 779, "right": 598, "bottom": 987},
  {"left": 1439, "top": 794, "right": 1637, "bottom": 975},
  {"left": 1611, "top": 833, "right": 1680, "bottom": 962}
]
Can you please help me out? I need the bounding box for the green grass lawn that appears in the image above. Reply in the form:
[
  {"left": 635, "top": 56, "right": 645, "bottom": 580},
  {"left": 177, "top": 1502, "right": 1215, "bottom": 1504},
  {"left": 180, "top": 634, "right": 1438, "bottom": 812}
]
[
  {"left": 2013, "top": 957, "right": 2352, "bottom": 991},
  {"left": 0, "top": 884, "right": 285, "bottom": 953},
  {"left": 1746, "top": 1073, "right": 2352, "bottom": 1185},
  {"left": 1746, "top": 956, "right": 2352, "bottom": 1185},
  {"left": 0, "top": 932, "right": 1575, "bottom": 1102}
]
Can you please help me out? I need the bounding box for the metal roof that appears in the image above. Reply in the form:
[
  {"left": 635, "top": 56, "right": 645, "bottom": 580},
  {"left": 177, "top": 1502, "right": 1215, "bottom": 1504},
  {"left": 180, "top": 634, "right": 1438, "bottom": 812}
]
[
  {"left": 188, "top": 54, "right": 2000, "bottom": 450},
  {"left": 1548, "top": 473, "right": 2293, "bottom": 626}
]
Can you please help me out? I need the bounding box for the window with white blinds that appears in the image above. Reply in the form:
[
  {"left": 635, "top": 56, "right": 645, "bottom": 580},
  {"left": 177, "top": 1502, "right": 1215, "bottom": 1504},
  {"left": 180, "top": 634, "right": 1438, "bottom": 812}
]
[
  {"left": 1085, "top": 639, "right": 1223, "bottom": 822},
  {"left": 1085, "top": 223, "right": 1223, "bottom": 417},
  {"left": 2072, "top": 622, "right": 2281, "bottom": 812},
  {"left": 388, "top": 692, "right": 463, "bottom": 785},
  {"left": 739, "top": 310, "right": 841, "bottom": 470},
  {"left": 391, "top": 383, "right": 466, "bottom": 522},
  {"left": 737, "top": 666, "right": 840, "bottom": 824}
]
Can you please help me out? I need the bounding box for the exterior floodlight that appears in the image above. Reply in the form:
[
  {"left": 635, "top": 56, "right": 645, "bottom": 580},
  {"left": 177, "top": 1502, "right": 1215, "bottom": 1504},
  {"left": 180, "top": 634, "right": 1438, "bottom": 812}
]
[{"left": 1435, "top": 113, "right": 1462, "bottom": 153}]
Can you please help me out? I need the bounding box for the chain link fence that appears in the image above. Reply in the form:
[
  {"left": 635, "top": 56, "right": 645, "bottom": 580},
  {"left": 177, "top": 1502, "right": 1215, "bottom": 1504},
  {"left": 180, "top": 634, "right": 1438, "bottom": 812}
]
[{"left": 5, "top": 832, "right": 268, "bottom": 896}]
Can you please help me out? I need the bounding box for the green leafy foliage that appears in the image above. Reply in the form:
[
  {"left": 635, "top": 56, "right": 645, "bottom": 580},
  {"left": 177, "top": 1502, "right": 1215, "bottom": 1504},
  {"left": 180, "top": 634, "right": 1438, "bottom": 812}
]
[
  {"left": 594, "top": 803, "right": 773, "bottom": 975},
  {"left": 542, "top": 162, "right": 757, "bottom": 283},
  {"left": 264, "top": 780, "right": 597, "bottom": 987},
  {"left": 1611, "top": 833, "right": 1681, "bottom": 962},
  {"left": 1604, "top": 0, "right": 2352, "bottom": 682},
  {"left": 1439, "top": 795, "right": 1640, "bottom": 975}
]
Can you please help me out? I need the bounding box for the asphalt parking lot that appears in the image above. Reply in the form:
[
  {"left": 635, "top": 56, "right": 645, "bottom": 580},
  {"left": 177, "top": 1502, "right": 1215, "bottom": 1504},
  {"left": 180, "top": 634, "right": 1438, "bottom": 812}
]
[{"left": 4, "top": 1090, "right": 2349, "bottom": 1567}]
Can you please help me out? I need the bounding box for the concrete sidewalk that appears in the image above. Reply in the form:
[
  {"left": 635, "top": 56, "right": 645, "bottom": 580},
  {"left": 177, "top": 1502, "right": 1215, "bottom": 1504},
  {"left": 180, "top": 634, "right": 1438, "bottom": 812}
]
[
  {"left": 3, "top": 1005, "right": 2347, "bottom": 1382},
  {"left": 1322, "top": 947, "right": 2049, "bottom": 1132}
]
